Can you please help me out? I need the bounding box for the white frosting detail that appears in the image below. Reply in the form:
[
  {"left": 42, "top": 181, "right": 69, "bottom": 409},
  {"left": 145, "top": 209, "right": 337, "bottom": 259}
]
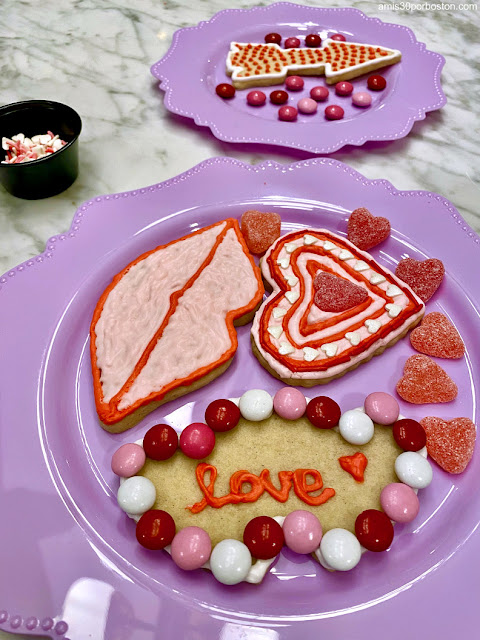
[
  {"left": 286, "top": 274, "right": 299, "bottom": 287},
  {"left": 365, "top": 319, "right": 381, "bottom": 333},
  {"left": 339, "top": 249, "right": 354, "bottom": 260},
  {"left": 268, "top": 325, "right": 283, "bottom": 340},
  {"left": 277, "top": 256, "right": 290, "bottom": 269},
  {"left": 385, "top": 303, "right": 403, "bottom": 318},
  {"left": 370, "top": 272, "right": 386, "bottom": 285},
  {"left": 279, "top": 341, "right": 295, "bottom": 355},
  {"left": 353, "top": 260, "right": 369, "bottom": 272},
  {"left": 321, "top": 343, "right": 338, "bottom": 358},
  {"left": 345, "top": 331, "right": 361, "bottom": 346},
  {"left": 386, "top": 284, "right": 403, "bottom": 297},
  {"left": 285, "top": 242, "right": 298, "bottom": 254},
  {"left": 303, "top": 347, "right": 320, "bottom": 361},
  {"left": 303, "top": 234, "right": 318, "bottom": 245},
  {"left": 272, "top": 307, "right": 287, "bottom": 319},
  {"left": 323, "top": 240, "right": 336, "bottom": 251},
  {"left": 285, "top": 290, "right": 300, "bottom": 304}
]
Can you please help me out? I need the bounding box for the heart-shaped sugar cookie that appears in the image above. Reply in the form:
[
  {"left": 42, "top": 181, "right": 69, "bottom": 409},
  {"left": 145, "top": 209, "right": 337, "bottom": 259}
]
[
  {"left": 396, "top": 355, "right": 458, "bottom": 404},
  {"left": 347, "top": 207, "right": 391, "bottom": 251},
  {"left": 420, "top": 416, "right": 475, "bottom": 474},
  {"left": 313, "top": 271, "right": 368, "bottom": 312},
  {"left": 410, "top": 312, "right": 465, "bottom": 359},
  {"left": 395, "top": 257, "right": 445, "bottom": 302}
]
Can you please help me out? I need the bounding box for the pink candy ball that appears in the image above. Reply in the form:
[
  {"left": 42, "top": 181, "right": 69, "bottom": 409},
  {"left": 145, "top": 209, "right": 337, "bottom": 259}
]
[
  {"left": 330, "top": 33, "right": 346, "bottom": 42},
  {"left": 310, "top": 86, "right": 329, "bottom": 102},
  {"left": 380, "top": 483, "right": 420, "bottom": 523},
  {"left": 179, "top": 423, "right": 215, "bottom": 459},
  {"left": 111, "top": 443, "right": 146, "bottom": 477},
  {"left": 352, "top": 91, "right": 372, "bottom": 107},
  {"left": 297, "top": 97, "right": 318, "bottom": 114},
  {"left": 325, "top": 105, "right": 344, "bottom": 120},
  {"left": 247, "top": 90, "right": 266, "bottom": 106},
  {"left": 171, "top": 526, "right": 212, "bottom": 570},
  {"left": 274, "top": 387, "right": 307, "bottom": 419},
  {"left": 278, "top": 105, "right": 298, "bottom": 121},
  {"left": 364, "top": 392, "right": 400, "bottom": 425},
  {"left": 283, "top": 510, "right": 323, "bottom": 554},
  {"left": 285, "top": 37, "right": 301, "bottom": 48},
  {"left": 335, "top": 81, "right": 354, "bottom": 96},
  {"left": 285, "top": 75, "right": 304, "bottom": 91}
]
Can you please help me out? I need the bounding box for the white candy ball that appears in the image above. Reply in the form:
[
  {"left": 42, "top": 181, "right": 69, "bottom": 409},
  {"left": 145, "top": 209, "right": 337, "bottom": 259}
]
[
  {"left": 395, "top": 451, "right": 433, "bottom": 489},
  {"left": 239, "top": 389, "right": 273, "bottom": 422},
  {"left": 210, "top": 539, "right": 252, "bottom": 585},
  {"left": 117, "top": 476, "right": 156, "bottom": 515},
  {"left": 320, "top": 528, "right": 362, "bottom": 571},
  {"left": 339, "top": 409, "right": 374, "bottom": 445}
]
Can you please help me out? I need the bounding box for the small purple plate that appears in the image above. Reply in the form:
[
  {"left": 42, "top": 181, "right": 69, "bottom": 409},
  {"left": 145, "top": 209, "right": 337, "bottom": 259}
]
[
  {"left": 1, "top": 158, "right": 479, "bottom": 639},
  {"left": 151, "top": 3, "right": 446, "bottom": 154}
]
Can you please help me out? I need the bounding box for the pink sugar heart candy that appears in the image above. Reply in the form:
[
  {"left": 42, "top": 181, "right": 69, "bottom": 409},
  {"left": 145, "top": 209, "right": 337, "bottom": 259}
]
[
  {"left": 395, "top": 257, "right": 445, "bottom": 302},
  {"left": 410, "top": 312, "right": 465, "bottom": 359},
  {"left": 396, "top": 354, "right": 458, "bottom": 404},
  {"left": 347, "top": 207, "right": 391, "bottom": 251},
  {"left": 313, "top": 271, "right": 368, "bottom": 312},
  {"left": 241, "top": 210, "right": 281, "bottom": 254},
  {"left": 420, "top": 416, "right": 476, "bottom": 474}
]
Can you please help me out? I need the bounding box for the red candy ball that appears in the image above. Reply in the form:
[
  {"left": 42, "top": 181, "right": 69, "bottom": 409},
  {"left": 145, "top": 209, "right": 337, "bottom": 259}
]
[
  {"left": 143, "top": 423, "right": 178, "bottom": 461},
  {"left": 278, "top": 105, "right": 298, "bottom": 121},
  {"left": 305, "top": 34, "right": 322, "bottom": 47},
  {"left": 270, "top": 90, "right": 289, "bottom": 105},
  {"left": 285, "top": 37, "right": 301, "bottom": 48},
  {"left": 205, "top": 399, "right": 240, "bottom": 433},
  {"left": 243, "top": 516, "right": 285, "bottom": 559},
  {"left": 367, "top": 75, "right": 387, "bottom": 91},
  {"left": 325, "top": 105, "right": 344, "bottom": 120},
  {"left": 335, "top": 81, "right": 354, "bottom": 96},
  {"left": 330, "top": 33, "right": 346, "bottom": 42},
  {"left": 306, "top": 396, "right": 341, "bottom": 429},
  {"left": 310, "top": 86, "right": 329, "bottom": 101},
  {"left": 179, "top": 423, "right": 215, "bottom": 459},
  {"left": 247, "top": 90, "right": 266, "bottom": 106},
  {"left": 285, "top": 75, "right": 304, "bottom": 91},
  {"left": 355, "top": 509, "right": 394, "bottom": 552},
  {"left": 215, "top": 83, "right": 235, "bottom": 99},
  {"left": 393, "top": 418, "right": 427, "bottom": 452},
  {"left": 136, "top": 509, "right": 176, "bottom": 550},
  {"left": 265, "top": 32, "right": 282, "bottom": 45}
]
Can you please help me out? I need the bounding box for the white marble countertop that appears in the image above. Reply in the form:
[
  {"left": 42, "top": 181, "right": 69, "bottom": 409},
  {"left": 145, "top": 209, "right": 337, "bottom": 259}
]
[{"left": 0, "top": 0, "right": 479, "bottom": 638}]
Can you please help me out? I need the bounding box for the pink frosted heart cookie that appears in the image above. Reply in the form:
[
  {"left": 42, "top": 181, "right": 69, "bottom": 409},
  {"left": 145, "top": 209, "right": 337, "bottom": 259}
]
[
  {"left": 395, "top": 258, "right": 445, "bottom": 303},
  {"left": 396, "top": 355, "right": 458, "bottom": 404},
  {"left": 347, "top": 207, "right": 391, "bottom": 251},
  {"left": 313, "top": 272, "right": 368, "bottom": 312},
  {"left": 410, "top": 312, "right": 465, "bottom": 359},
  {"left": 420, "top": 416, "right": 475, "bottom": 474}
]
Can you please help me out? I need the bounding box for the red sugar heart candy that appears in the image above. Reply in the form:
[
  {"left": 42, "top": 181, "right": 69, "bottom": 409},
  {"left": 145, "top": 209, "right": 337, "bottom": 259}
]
[
  {"left": 410, "top": 312, "right": 465, "bottom": 359},
  {"left": 347, "top": 207, "right": 391, "bottom": 251},
  {"left": 420, "top": 416, "right": 476, "bottom": 474},
  {"left": 395, "top": 257, "right": 445, "bottom": 302},
  {"left": 313, "top": 271, "right": 368, "bottom": 312},
  {"left": 396, "top": 354, "right": 458, "bottom": 404},
  {"left": 241, "top": 210, "right": 281, "bottom": 254}
]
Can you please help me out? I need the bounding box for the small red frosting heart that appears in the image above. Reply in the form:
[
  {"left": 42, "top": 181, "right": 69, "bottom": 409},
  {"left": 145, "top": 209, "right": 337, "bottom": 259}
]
[
  {"left": 420, "top": 416, "right": 476, "bottom": 474},
  {"left": 410, "top": 312, "right": 465, "bottom": 359},
  {"left": 395, "top": 257, "right": 445, "bottom": 302},
  {"left": 396, "top": 354, "right": 458, "bottom": 404},
  {"left": 313, "top": 271, "right": 368, "bottom": 312},
  {"left": 347, "top": 207, "right": 391, "bottom": 251}
]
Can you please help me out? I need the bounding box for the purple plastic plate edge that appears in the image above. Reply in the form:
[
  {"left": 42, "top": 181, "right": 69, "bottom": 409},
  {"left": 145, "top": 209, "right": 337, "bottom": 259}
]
[
  {"left": 150, "top": 3, "right": 446, "bottom": 154},
  {"left": 1, "top": 157, "right": 480, "bottom": 639}
]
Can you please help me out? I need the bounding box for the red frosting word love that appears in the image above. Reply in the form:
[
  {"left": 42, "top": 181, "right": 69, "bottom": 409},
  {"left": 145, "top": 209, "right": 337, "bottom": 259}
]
[
  {"left": 410, "top": 312, "right": 465, "bottom": 359},
  {"left": 395, "top": 257, "right": 445, "bottom": 302},
  {"left": 188, "top": 463, "right": 336, "bottom": 514},
  {"left": 347, "top": 207, "right": 391, "bottom": 251},
  {"left": 396, "top": 354, "right": 458, "bottom": 404},
  {"left": 420, "top": 416, "right": 475, "bottom": 474},
  {"left": 313, "top": 271, "right": 368, "bottom": 312}
]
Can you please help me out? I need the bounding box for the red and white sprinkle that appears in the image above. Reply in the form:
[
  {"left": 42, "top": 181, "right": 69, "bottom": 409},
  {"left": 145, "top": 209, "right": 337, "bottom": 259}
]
[{"left": 2, "top": 131, "right": 66, "bottom": 164}]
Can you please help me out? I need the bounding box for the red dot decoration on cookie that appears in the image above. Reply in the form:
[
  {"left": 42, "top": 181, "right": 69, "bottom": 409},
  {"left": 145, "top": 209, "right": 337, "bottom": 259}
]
[
  {"left": 136, "top": 509, "right": 176, "bottom": 550},
  {"left": 240, "top": 209, "right": 282, "bottom": 254},
  {"left": 265, "top": 32, "right": 282, "bottom": 45},
  {"left": 396, "top": 355, "right": 458, "bottom": 404},
  {"left": 421, "top": 416, "right": 476, "bottom": 474},
  {"left": 215, "top": 83, "right": 235, "bottom": 99},
  {"left": 313, "top": 271, "right": 369, "bottom": 312},
  {"left": 270, "top": 89, "right": 289, "bottom": 105},
  {"left": 368, "top": 74, "right": 387, "bottom": 90},
  {"left": 243, "top": 516, "right": 285, "bottom": 559},
  {"left": 395, "top": 257, "right": 445, "bottom": 302},
  {"left": 393, "top": 419, "right": 427, "bottom": 452},
  {"left": 325, "top": 105, "right": 344, "bottom": 120},
  {"left": 305, "top": 34, "right": 322, "bottom": 47},
  {"left": 355, "top": 509, "right": 394, "bottom": 552},
  {"left": 338, "top": 452, "right": 368, "bottom": 482},
  {"left": 410, "top": 312, "right": 465, "bottom": 359},
  {"left": 306, "top": 396, "right": 341, "bottom": 429},
  {"left": 179, "top": 423, "right": 216, "bottom": 459},
  {"left": 143, "top": 424, "right": 178, "bottom": 461},
  {"left": 347, "top": 207, "right": 391, "bottom": 251},
  {"left": 205, "top": 399, "right": 241, "bottom": 432}
]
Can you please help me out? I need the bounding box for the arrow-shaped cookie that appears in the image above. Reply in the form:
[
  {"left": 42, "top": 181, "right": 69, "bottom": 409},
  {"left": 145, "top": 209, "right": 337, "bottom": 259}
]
[{"left": 227, "top": 39, "right": 401, "bottom": 88}]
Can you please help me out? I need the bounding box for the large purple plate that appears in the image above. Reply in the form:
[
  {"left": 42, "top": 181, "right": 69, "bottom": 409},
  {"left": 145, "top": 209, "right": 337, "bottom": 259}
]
[
  {"left": 1, "top": 158, "right": 479, "bottom": 639},
  {"left": 151, "top": 3, "right": 446, "bottom": 154}
]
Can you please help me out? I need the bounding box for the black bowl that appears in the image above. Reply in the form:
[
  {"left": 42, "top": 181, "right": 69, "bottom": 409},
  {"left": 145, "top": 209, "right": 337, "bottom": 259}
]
[{"left": 0, "top": 100, "right": 82, "bottom": 199}]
